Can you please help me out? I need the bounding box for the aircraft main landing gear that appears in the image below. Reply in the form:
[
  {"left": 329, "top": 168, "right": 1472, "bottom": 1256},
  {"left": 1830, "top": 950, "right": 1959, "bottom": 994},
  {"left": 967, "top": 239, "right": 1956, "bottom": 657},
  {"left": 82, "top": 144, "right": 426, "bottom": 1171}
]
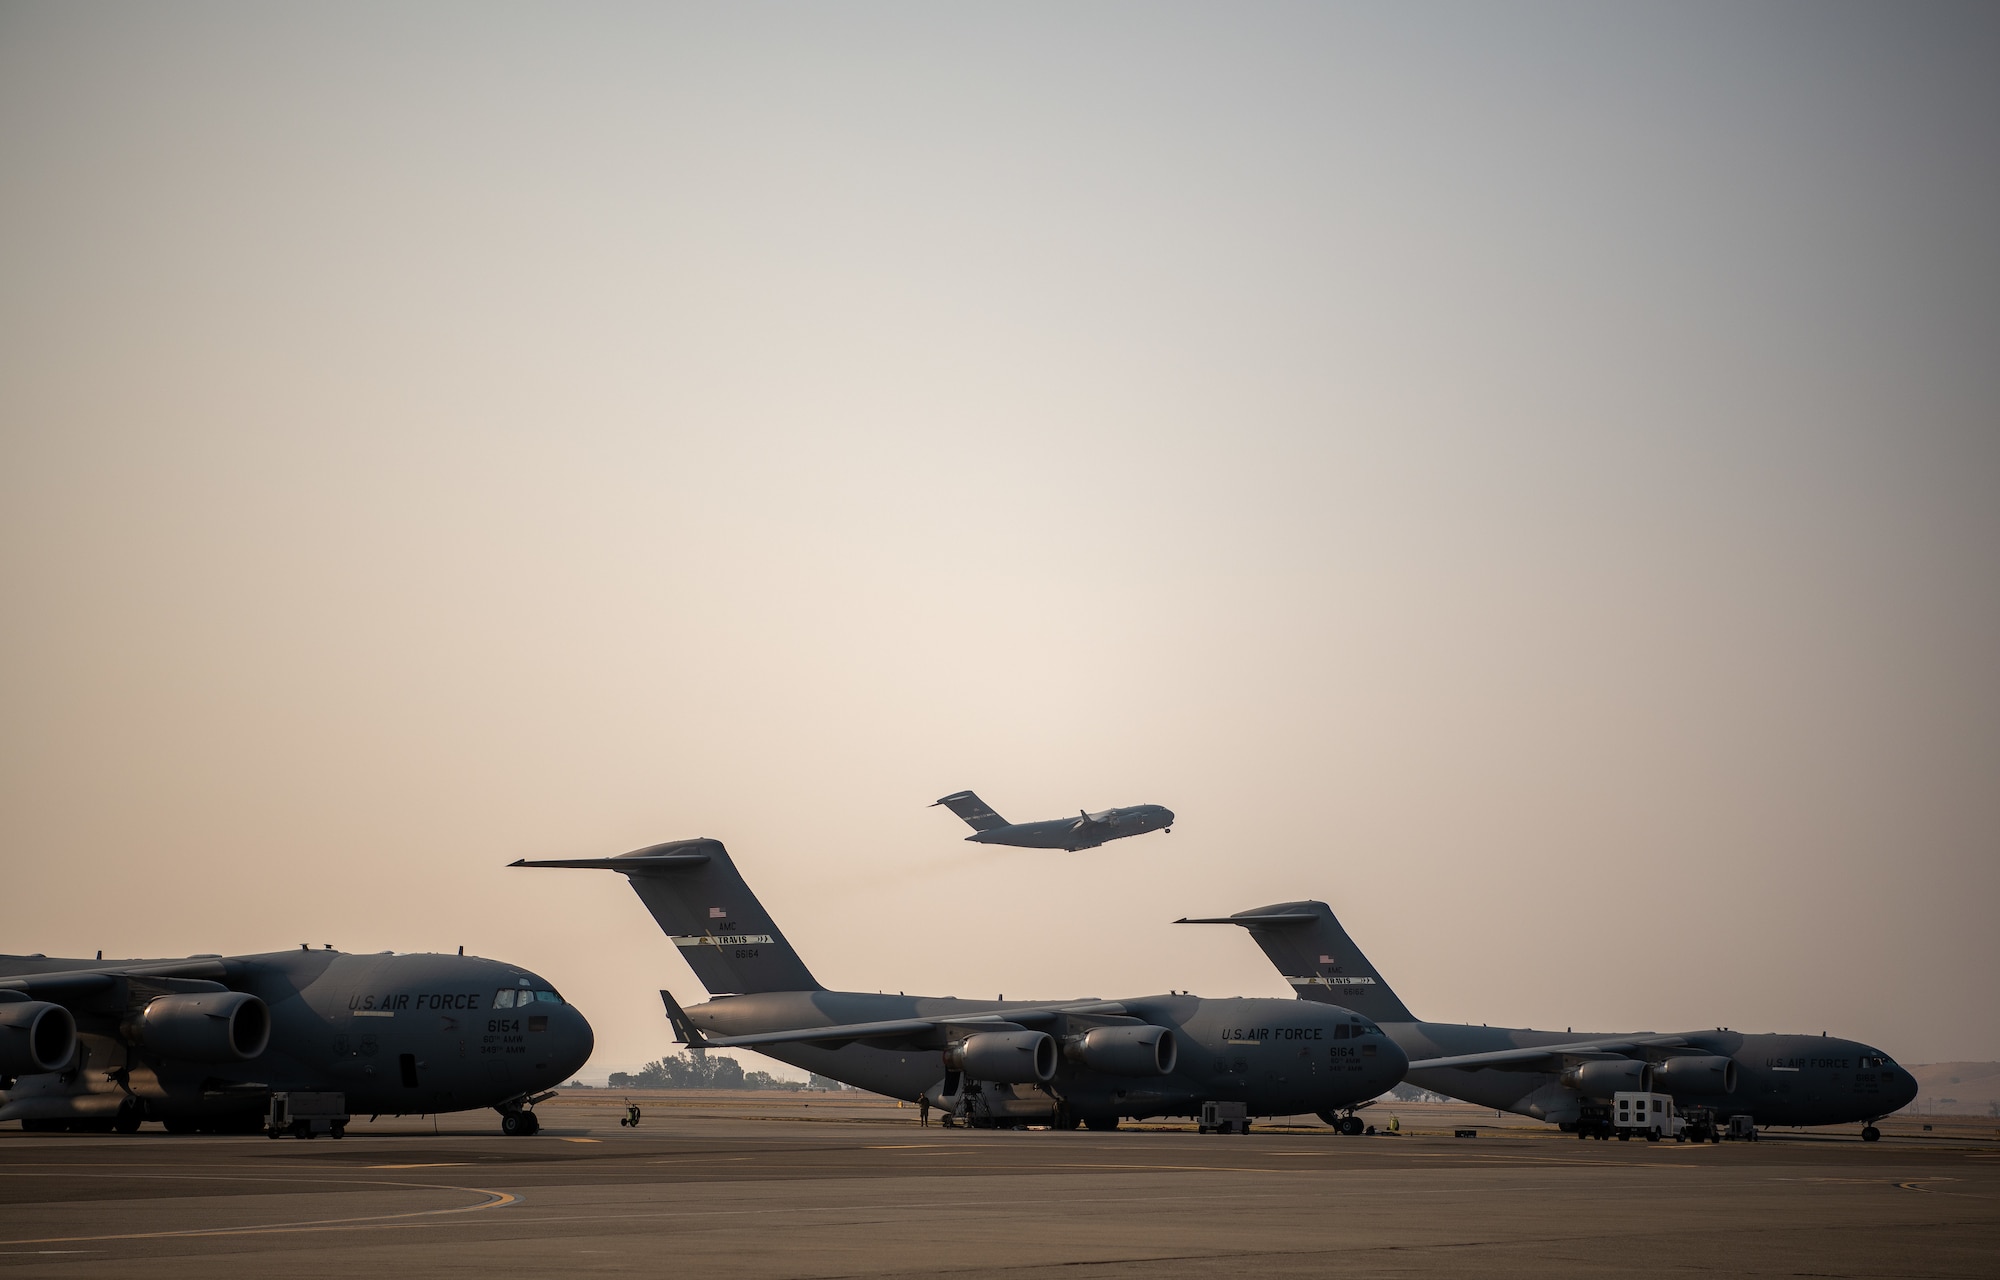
[{"left": 1862, "top": 1125, "right": 1881, "bottom": 1142}]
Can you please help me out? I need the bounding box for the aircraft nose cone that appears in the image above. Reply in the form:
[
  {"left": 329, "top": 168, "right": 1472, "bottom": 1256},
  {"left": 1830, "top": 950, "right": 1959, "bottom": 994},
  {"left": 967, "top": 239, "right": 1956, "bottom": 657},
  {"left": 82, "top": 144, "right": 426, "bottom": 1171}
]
[
  {"left": 1381, "top": 1035, "right": 1409, "bottom": 1077},
  {"left": 1368, "top": 1032, "right": 1408, "bottom": 1090},
  {"left": 553, "top": 1005, "right": 595, "bottom": 1081},
  {"left": 1891, "top": 1068, "right": 1919, "bottom": 1112}
]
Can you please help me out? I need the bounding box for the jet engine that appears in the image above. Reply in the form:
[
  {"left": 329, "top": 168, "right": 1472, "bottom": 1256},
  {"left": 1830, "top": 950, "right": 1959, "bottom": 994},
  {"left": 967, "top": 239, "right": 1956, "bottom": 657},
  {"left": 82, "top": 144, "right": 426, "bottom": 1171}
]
[
  {"left": 1562, "top": 1058, "right": 1653, "bottom": 1097},
  {"left": 123, "top": 991, "right": 270, "bottom": 1062},
  {"left": 0, "top": 1000, "right": 77, "bottom": 1075},
  {"left": 1653, "top": 1054, "right": 1738, "bottom": 1094},
  {"left": 944, "top": 1030, "right": 1057, "bottom": 1084},
  {"left": 1063, "top": 1025, "right": 1178, "bottom": 1077}
]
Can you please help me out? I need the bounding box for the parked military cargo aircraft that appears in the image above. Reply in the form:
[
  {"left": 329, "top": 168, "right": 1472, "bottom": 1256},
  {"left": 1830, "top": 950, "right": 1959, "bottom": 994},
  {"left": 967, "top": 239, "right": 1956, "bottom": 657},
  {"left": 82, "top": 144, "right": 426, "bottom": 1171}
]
[
  {"left": 932, "top": 790, "right": 1174, "bottom": 852},
  {"left": 0, "top": 947, "right": 593, "bottom": 1135},
  {"left": 1181, "top": 901, "right": 1919, "bottom": 1140},
  {"left": 513, "top": 839, "right": 1403, "bottom": 1129}
]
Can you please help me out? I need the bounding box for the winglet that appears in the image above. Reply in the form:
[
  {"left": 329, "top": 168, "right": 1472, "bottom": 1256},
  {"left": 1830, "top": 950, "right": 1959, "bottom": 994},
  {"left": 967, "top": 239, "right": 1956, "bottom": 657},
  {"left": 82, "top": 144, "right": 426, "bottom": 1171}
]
[{"left": 659, "top": 989, "right": 708, "bottom": 1047}]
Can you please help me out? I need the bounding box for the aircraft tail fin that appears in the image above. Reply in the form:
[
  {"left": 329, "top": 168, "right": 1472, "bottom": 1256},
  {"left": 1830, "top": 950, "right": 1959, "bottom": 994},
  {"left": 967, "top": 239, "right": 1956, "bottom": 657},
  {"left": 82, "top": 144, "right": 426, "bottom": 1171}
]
[
  {"left": 1177, "top": 900, "right": 1417, "bottom": 1023},
  {"left": 932, "top": 790, "right": 1009, "bottom": 832},
  {"left": 511, "top": 839, "right": 821, "bottom": 995}
]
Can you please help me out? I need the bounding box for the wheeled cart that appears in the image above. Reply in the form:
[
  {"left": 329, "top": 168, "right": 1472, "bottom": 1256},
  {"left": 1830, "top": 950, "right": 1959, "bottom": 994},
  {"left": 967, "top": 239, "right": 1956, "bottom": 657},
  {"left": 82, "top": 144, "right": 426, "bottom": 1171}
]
[
  {"left": 267, "top": 1092, "right": 348, "bottom": 1140},
  {"left": 1199, "top": 1101, "right": 1249, "bottom": 1135}
]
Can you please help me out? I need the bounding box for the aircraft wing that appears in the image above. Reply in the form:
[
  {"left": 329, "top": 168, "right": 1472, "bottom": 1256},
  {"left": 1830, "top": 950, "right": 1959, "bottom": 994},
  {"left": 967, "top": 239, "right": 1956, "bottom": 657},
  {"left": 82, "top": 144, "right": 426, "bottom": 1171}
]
[
  {"left": 1408, "top": 1034, "right": 1691, "bottom": 1071},
  {"left": 0, "top": 958, "right": 233, "bottom": 999},
  {"left": 659, "top": 992, "right": 1131, "bottom": 1049}
]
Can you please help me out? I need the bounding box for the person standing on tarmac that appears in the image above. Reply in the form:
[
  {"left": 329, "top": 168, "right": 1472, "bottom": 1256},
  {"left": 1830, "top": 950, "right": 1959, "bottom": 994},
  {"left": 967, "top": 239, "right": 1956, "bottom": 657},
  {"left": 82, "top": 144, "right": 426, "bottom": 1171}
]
[{"left": 918, "top": 1095, "right": 930, "bottom": 1128}]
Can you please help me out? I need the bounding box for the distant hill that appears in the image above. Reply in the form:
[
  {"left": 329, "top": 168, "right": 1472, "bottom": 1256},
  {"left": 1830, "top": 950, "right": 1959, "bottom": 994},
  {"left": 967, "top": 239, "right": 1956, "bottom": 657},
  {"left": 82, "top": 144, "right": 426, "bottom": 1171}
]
[{"left": 1908, "top": 1062, "right": 2000, "bottom": 1115}]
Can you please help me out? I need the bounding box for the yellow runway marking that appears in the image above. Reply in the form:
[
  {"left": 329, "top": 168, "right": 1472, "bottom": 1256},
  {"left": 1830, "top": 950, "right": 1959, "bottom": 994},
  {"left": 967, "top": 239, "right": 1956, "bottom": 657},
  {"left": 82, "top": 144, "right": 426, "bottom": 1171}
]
[
  {"left": 0, "top": 1183, "right": 515, "bottom": 1246},
  {"left": 561, "top": 1138, "right": 601, "bottom": 1144},
  {"left": 366, "top": 1163, "right": 467, "bottom": 1169}
]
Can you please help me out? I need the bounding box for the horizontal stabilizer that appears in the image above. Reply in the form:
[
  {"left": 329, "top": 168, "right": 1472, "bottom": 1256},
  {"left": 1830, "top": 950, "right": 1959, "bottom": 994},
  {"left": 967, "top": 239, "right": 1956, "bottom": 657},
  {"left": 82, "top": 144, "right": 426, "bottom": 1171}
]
[
  {"left": 514, "top": 839, "right": 819, "bottom": 994},
  {"left": 1173, "top": 914, "right": 1320, "bottom": 926},
  {"left": 1177, "top": 901, "right": 1417, "bottom": 1023},
  {"left": 509, "top": 839, "right": 718, "bottom": 874}
]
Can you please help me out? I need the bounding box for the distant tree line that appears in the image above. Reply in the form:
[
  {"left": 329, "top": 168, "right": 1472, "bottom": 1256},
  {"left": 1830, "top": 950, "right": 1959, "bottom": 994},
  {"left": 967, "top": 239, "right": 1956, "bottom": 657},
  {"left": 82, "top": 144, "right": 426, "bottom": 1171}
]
[{"left": 607, "top": 1050, "right": 804, "bottom": 1091}]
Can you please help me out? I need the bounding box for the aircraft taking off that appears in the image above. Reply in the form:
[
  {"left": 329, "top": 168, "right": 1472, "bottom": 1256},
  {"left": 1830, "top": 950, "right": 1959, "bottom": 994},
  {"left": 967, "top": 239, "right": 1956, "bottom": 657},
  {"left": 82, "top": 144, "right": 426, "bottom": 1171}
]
[
  {"left": 933, "top": 791, "right": 1174, "bottom": 851},
  {"left": 1, "top": 947, "right": 593, "bottom": 1135},
  {"left": 1180, "top": 901, "right": 1918, "bottom": 1141},
  {"left": 513, "top": 839, "right": 1403, "bottom": 1129}
]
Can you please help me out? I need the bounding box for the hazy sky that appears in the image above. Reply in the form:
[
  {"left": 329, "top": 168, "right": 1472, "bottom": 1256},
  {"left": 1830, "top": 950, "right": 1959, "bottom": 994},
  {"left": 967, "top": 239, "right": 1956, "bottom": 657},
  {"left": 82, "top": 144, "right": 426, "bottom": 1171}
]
[{"left": 3, "top": 3, "right": 1996, "bottom": 1079}]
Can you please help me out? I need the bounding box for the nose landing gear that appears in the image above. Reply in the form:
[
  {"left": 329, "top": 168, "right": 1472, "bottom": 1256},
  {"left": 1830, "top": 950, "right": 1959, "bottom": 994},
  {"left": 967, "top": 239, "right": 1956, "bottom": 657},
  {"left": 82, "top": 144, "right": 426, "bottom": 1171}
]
[
  {"left": 1317, "top": 1109, "right": 1366, "bottom": 1135},
  {"left": 501, "top": 1110, "right": 540, "bottom": 1136},
  {"left": 498, "top": 1089, "right": 558, "bottom": 1136}
]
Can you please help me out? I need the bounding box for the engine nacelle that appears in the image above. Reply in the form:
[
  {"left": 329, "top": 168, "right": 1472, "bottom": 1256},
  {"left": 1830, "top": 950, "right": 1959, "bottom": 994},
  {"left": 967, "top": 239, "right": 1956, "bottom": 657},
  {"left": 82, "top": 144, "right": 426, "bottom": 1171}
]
[
  {"left": 0, "top": 1000, "right": 77, "bottom": 1075},
  {"left": 1653, "top": 1054, "right": 1738, "bottom": 1095},
  {"left": 1562, "top": 1058, "right": 1653, "bottom": 1098},
  {"left": 1064, "top": 1025, "right": 1178, "bottom": 1077},
  {"left": 123, "top": 992, "right": 270, "bottom": 1062},
  {"left": 944, "top": 1030, "right": 1057, "bottom": 1084}
]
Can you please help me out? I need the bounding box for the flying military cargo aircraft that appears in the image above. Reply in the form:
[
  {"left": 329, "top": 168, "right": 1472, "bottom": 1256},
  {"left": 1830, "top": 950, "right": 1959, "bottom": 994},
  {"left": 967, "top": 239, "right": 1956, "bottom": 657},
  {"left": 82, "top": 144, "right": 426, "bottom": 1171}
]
[
  {"left": 932, "top": 790, "right": 1174, "bottom": 852},
  {"left": 513, "top": 839, "right": 1404, "bottom": 1129},
  {"left": 1180, "top": 900, "right": 1919, "bottom": 1141},
  {"left": 0, "top": 946, "right": 593, "bottom": 1136}
]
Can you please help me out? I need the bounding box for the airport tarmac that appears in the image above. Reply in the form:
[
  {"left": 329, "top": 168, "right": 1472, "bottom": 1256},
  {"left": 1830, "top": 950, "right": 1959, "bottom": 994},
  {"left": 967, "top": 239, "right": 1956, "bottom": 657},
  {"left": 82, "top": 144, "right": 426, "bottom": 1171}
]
[{"left": 2, "top": 1093, "right": 1995, "bottom": 1278}]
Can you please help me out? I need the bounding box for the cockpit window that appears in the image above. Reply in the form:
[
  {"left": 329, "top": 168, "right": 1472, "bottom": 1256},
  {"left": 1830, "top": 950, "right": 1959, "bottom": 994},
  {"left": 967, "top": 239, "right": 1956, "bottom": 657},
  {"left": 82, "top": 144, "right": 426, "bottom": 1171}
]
[
  {"left": 493, "top": 989, "right": 516, "bottom": 1009},
  {"left": 535, "top": 990, "right": 563, "bottom": 1004}
]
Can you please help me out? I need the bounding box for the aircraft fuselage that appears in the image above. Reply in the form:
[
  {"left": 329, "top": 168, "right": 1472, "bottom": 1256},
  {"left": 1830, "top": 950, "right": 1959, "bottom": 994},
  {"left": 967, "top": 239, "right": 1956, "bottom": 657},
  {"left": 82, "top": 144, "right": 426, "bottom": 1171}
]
[
  {"left": 965, "top": 804, "right": 1175, "bottom": 851},
  {"left": 1389, "top": 1021, "right": 1917, "bottom": 1127},
  {"left": 0, "top": 949, "right": 593, "bottom": 1129},
  {"left": 682, "top": 989, "right": 1405, "bottom": 1121}
]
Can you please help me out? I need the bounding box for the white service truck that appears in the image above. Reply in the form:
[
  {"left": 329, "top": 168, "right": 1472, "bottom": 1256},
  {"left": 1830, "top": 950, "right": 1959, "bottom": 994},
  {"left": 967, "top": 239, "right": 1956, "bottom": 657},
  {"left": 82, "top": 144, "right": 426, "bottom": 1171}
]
[{"left": 1612, "top": 1091, "right": 1684, "bottom": 1142}]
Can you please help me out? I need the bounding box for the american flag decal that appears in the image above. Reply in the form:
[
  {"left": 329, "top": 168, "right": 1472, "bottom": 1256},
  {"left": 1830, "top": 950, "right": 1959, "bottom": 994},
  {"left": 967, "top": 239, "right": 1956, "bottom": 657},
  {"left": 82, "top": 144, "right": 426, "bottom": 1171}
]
[
  {"left": 710, "top": 907, "right": 727, "bottom": 919},
  {"left": 1320, "top": 955, "right": 1336, "bottom": 964}
]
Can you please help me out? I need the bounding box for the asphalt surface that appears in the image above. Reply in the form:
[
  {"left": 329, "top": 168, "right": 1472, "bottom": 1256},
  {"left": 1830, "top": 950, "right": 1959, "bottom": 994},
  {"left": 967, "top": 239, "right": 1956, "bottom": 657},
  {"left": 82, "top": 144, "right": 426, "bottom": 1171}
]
[{"left": 1, "top": 1095, "right": 1995, "bottom": 1278}]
